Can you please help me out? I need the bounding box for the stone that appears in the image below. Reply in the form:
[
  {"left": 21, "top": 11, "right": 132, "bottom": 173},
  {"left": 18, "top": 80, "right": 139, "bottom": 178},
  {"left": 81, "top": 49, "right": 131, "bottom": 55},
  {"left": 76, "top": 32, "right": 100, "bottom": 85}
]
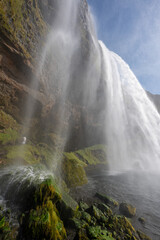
[
  {"left": 86, "top": 205, "right": 104, "bottom": 221},
  {"left": 138, "top": 217, "right": 145, "bottom": 224},
  {"left": 137, "top": 230, "right": 151, "bottom": 240},
  {"left": 62, "top": 158, "right": 88, "bottom": 188},
  {"left": 95, "top": 193, "right": 119, "bottom": 207},
  {"left": 79, "top": 201, "right": 89, "bottom": 211},
  {"left": 87, "top": 225, "right": 114, "bottom": 240},
  {"left": 119, "top": 202, "right": 136, "bottom": 218},
  {"left": 81, "top": 211, "right": 92, "bottom": 223},
  {"left": 96, "top": 203, "right": 113, "bottom": 216}
]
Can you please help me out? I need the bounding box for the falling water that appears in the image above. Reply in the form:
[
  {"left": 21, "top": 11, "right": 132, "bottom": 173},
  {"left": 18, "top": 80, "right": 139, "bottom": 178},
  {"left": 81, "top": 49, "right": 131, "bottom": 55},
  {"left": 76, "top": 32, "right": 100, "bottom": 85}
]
[
  {"left": 22, "top": 0, "right": 101, "bottom": 153},
  {"left": 99, "top": 41, "right": 160, "bottom": 171}
]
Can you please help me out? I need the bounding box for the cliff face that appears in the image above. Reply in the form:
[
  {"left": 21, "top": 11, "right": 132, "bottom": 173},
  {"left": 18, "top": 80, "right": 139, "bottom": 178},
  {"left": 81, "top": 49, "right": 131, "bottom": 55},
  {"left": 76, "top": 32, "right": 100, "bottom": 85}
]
[
  {"left": 147, "top": 91, "right": 160, "bottom": 114},
  {"left": 0, "top": 0, "right": 104, "bottom": 150}
]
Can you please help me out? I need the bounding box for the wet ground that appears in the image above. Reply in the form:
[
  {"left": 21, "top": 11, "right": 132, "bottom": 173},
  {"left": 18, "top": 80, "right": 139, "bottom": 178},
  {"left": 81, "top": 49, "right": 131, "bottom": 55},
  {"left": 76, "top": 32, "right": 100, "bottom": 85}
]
[{"left": 70, "top": 164, "right": 160, "bottom": 240}]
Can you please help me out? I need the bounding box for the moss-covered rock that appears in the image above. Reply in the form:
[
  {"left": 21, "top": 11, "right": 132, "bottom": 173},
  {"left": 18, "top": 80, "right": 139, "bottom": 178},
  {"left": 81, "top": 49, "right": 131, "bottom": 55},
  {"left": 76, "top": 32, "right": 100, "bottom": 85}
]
[
  {"left": 25, "top": 200, "right": 66, "bottom": 240},
  {"left": 57, "top": 191, "right": 79, "bottom": 224},
  {"left": 137, "top": 230, "right": 151, "bottom": 240},
  {"left": 95, "top": 193, "right": 119, "bottom": 207},
  {"left": 87, "top": 225, "right": 115, "bottom": 240},
  {"left": 86, "top": 205, "right": 104, "bottom": 222},
  {"left": 0, "top": 211, "right": 18, "bottom": 240},
  {"left": 20, "top": 178, "right": 68, "bottom": 240},
  {"left": 0, "top": 0, "right": 48, "bottom": 60},
  {"left": 5, "top": 143, "right": 55, "bottom": 166},
  {"left": 81, "top": 211, "right": 92, "bottom": 223},
  {"left": 62, "top": 158, "right": 88, "bottom": 188},
  {"left": 75, "top": 145, "right": 107, "bottom": 165},
  {"left": 96, "top": 203, "right": 113, "bottom": 216},
  {"left": 119, "top": 202, "right": 136, "bottom": 218},
  {"left": 0, "top": 110, "right": 21, "bottom": 147},
  {"left": 79, "top": 201, "right": 89, "bottom": 211},
  {"left": 68, "top": 217, "right": 88, "bottom": 230},
  {"left": 0, "top": 110, "right": 19, "bottom": 130},
  {"left": 138, "top": 217, "right": 145, "bottom": 224},
  {"left": 62, "top": 144, "right": 107, "bottom": 188},
  {"left": 0, "top": 128, "right": 19, "bottom": 145},
  {"left": 68, "top": 199, "right": 141, "bottom": 240}
]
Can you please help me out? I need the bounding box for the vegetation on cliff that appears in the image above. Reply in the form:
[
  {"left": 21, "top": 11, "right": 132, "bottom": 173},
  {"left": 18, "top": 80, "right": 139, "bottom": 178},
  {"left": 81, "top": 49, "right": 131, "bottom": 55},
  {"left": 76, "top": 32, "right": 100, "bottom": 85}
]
[{"left": 0, "top": 0, "right": 48, "bottom": 60}]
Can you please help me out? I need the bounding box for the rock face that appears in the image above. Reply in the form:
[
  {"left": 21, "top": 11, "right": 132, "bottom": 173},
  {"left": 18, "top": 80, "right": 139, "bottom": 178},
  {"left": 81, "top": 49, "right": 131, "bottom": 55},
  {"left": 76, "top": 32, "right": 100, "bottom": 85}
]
[
  {"left": 0, "top": 0, "right": 105, "bottom": 151},
  {"left": 147, "top": 91, "right": 160, "bottom": 114}
]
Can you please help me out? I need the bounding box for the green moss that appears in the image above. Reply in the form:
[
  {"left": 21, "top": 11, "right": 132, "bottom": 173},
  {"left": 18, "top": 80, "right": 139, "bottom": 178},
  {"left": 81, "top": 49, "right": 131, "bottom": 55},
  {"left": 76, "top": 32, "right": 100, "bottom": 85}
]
[
  {"left": 0, "top": 128, "right": 19, "bottom": 145},
  {"left": 81, "top": 212, "right": 92, "bottom": 223},
  {"left": 107, "top": 215, "right": 137, "bottom": 239},
  {"left": 5, "top": 143, "right": 57, "bottom": 165},
  {"left": 6, "top": 144, "right": 40, "bottom": 164},
  {"left": 62, "top": 158, "right": 88, "bottom": 187},
  {"left": 72, "top": 200, "right": 140, "bottom": 240},
  {"left": 0, "top": 215, "right": 15, "bottom": 240},
  {"left": 87, "top": 226, "right": 115, "bottom": 240},
  {"left": 27, "top": 200, "right": 66, "bottom": 240},
  {"left": 87, "top": 205, "right": 104, "bottom": 222},
  {"left": 62, "top": 145, "right": 107, "bottom": 188},
  {"left": 0, "top": 0, "right": 48, "bottom": 60},
  {"left": 22, "top": 179, "right": 66, "bottom": 240},
  {"left": 63, "top": 152, "right": 87, "bottom": 167},
  {"left": 75, "top": 144, "right": 107, "bottom": 165},
  {"left": 0, "top": 110, "right": 19, "bottom": 130},
  {"left": 34, "top": 180, "right": 61, "bottom": 207},
  {"left": 96, "top": 203, "right": 113, "bottom": 216},
  {"left": 79, "top": 201, "right": 89, "bottom": 211}
]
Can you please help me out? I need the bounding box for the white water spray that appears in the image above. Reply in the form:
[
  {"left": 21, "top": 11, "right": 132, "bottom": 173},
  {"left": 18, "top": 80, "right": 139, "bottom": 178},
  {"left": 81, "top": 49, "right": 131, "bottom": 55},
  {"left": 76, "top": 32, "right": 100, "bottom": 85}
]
[{"left": 99, "top": 41, "right": 160, "bottom": 171}]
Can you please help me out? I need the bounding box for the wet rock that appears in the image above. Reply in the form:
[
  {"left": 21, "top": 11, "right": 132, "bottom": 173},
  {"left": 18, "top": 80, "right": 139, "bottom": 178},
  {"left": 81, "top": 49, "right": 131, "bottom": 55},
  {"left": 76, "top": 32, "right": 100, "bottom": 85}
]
[
  {"left": 119, "top": 202, "right": 136, "bottom": 218},
  {"left": 86, "top": 205, "right": 104, "bottom": 221},
  {"left": 81, "top": 211, "right": 91, "bottom": 223},
  {"left": 79, "top": 201, "right": 89, "bottom": 211},
  {"left": 62, "top": 158, "right": 88, "bottom": 188},
  {"left": 23, "top": 202, "right": 66, "bottom": 240},
  {"left": 138, "top": 217, "right": 145, "bottom": 224},
  {"left": 96, "top": 203, "right": 113, "bottom": 216},
  {"left": 69, "top": 217, "right": 88, "bottom": 230},
  {"left": 137, "top": 230, "right": 151, "bottom": 240},
  {"left": 95, "top": 192, "right": 119, "bottom": 207},
  {"left": 57, "top": 191, "right": 79, "bottom": 223},
  {"left": 87, "top": 225, "right": 114, "bottom": 240},
  {"left": 75, "top": 228, "right": 90, "bottom": 240},
  {"left": 20, "top": 179, "right": 67, "bottom": 240}
]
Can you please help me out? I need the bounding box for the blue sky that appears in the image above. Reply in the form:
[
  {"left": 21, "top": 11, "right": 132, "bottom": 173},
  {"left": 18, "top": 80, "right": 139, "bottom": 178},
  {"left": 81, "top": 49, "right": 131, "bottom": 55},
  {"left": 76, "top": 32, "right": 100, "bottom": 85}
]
[{"left": 88, "top": 0, "right": 160, "bottom": 94}]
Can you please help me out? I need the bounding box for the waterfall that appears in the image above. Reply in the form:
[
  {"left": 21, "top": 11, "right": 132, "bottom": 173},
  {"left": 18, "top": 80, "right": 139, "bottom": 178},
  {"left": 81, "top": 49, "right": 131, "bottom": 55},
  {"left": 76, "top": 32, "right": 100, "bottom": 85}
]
[{"left": 99, "top": 41, "right": 160, "bottom": 171}]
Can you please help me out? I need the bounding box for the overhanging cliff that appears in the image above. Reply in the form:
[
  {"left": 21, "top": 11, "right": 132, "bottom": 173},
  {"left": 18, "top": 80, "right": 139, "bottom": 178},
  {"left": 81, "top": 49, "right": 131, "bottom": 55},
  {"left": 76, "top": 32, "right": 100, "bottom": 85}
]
[{"left": 0, "top": 0, "right": 105, "bottom": 150}]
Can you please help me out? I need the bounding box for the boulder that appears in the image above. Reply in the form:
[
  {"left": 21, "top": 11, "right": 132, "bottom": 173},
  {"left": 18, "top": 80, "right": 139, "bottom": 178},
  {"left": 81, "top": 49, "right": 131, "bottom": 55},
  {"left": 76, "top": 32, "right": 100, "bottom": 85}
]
[
  {"left": 119, "top": 202, "right": 136, "bottom": 218},
  {"left": 138, "top": 217, "right": 145, "bottom": 224},
  {"left": 137, "top": 230, "right": 151, "bottom": 240},
  {"left": 95, "top": 192, "right": 119, "bottom": 207}
]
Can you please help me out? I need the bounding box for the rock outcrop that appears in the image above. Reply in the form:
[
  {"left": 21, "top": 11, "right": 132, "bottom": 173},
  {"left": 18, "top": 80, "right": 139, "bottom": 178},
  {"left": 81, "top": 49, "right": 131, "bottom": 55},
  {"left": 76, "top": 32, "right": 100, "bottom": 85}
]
[
  {"left": 0, "top": 0, "right": 105, "bottom": 151},
  {"left": 147, "top": 91, "right": 160, "bottom": 113}
]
